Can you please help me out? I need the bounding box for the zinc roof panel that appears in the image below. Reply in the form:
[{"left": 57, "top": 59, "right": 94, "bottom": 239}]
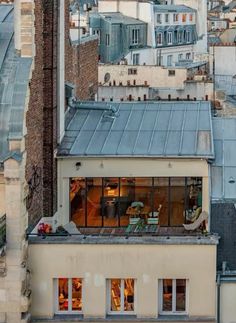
[
  {"left": 125, "top": 110, "right": 144, "bottom": 131},
  {"left": 86, "top": 131, "right": 109, "bottom": 154},
  {"left": 133, "top": 131, "right": 153, "bottom": 155},
  {"left": 101, "top": 131, "right": 123, "bottom": 154},
  {"left": 117, "top": 131, "right": 138, "bottom": 155},
  {"left": 149, "top": 131, "right": 167, "bottom": 155},
  {"left": 70, "top": 131, "right": 94, "bottom": 155},
  {"left": 140, "top": 110, "right": 158, "bottom": 130},
  {"left": 181, "top": 131, "right": 196, "bottom": 155},
  {"left": 165, "top": 131, "right": 181, "bottom": 155},
  {"left": 224, "top": 141, "right": 236, "bottom": 167}
]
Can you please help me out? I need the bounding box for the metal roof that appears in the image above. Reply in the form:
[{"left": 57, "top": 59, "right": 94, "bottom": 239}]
[
  {"left": 99, "top": 12, "right": 146, "bottom": 25},
  {"left": 154, "top": 5, "right": 196, "bottom": 13},
  {"left": 58, "top": 101, "right": 214, "bottom": 158},
  {"left": 0, "top": 5, "right": 32, "bottom": 163},
  {"left": 212, "top": 117, "right": 236, "bottom": 200}
]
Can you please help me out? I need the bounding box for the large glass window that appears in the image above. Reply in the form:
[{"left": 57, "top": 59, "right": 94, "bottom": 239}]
[
  {"left": 131, "top": 29, "right": 140, "bottom": 45},
  {"left": 70, "top": 177, "right": 202, "bottom": 228},
  {"left": 108, "top": 279, "right": 135, "bottom": 314},
  {"left": 57, "top": 278, "right": 82, "bottom": 314},
  {"left": 159, "top": 279, "right": 187, "bottom": 314}
]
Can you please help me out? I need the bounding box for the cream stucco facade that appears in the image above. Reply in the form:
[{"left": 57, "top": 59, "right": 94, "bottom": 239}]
[
  {"left": 29, "top": 242, "right": 217, "bottom": 322},
  {"left": 55, "top": 157, "right": 210, "bottom": 227}
]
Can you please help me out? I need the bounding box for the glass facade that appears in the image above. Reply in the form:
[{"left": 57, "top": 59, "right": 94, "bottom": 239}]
[{"left": 70, "top": 177, "right": 202, "bottom": 228}]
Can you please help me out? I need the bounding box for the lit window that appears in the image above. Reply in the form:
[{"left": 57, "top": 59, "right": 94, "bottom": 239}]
[
  {"left": 133, "top": 53, "right": 140, "bottom": 65},
  {"left": 56, "top": 278, "right": 82, "bottom": 314},
  {"left": 182, "top": 14, "right": 187, "bottom": 22},
  {"left": 157, "top": 32, "right": 163, "bottom": 45},
  {"left": 159, "top": 279, "right": 187, "bottom": 314},
  {"left": 108, "top": 279, "right": 135, "bottom": 314},
  {"left": 173, "top": 14, "right": 179, "bottom": 22},
  {"left": 189, "top": 14, "right": 193, "bottom": 22},
  {"left": 167, "top": 32, "right": 173, "bottom": 44},
  {"left": 157, "top": 14, "right": 162, "bottom": 24},
  {"left": 131, "top": 29, "right": 140, "bottom": 45},
  {"left": 106, "top": 34, "right": 110, "bottom": 46}
]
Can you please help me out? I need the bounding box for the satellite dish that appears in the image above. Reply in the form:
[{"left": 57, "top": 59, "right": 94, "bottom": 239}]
[{"left": 104, "top": 73, "right": 111, "bottom": 84}]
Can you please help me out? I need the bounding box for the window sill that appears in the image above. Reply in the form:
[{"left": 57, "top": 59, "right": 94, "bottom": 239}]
[{"left": 106, "top": 315, "right": 137, "bottom": 320}]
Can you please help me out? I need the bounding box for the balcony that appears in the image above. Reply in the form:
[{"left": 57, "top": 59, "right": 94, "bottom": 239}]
[{"left": 0, "top": 214, "right": 6, "bottom": 249}]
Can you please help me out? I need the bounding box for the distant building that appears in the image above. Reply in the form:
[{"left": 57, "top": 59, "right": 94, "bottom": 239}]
[
  {"left": 98, "top": 62, "right": 213, "bottom": 101},
  {"left": 90, "top": 12, "right": 148, "bottom": 63},
  {"left": 96, "top": 0, "right": 208, "bottom": 66}
]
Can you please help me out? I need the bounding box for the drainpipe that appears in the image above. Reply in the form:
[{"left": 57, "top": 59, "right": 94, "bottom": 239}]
[{"left": 217, "top": 273, "right": 221, "bottom": 323}]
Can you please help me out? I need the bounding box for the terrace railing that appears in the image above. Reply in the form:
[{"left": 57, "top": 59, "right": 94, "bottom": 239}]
[{"left": 0, "top": 215, "right": 6, "bottom": 248}]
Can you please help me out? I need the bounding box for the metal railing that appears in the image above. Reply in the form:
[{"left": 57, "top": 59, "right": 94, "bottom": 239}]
[{"left": 0, "top": 215, "right": 6, "bottom": 248}]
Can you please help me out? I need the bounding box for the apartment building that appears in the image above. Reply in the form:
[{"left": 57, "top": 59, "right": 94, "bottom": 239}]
[
  {"left": 95, "top": 0, "right": 207, "bottom": 66},
  {"left": 0, "top": 4, "right": 32, "bottom": 323},
  {"left": 27, "top": 100, "right": 218, "bottom": 322},
  {"left": 97, "top": 63, "right": 213, "bottom": 101}
]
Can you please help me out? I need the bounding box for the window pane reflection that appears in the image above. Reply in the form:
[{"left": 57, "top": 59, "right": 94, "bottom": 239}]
[
  {"left": 70, "top": 178, "right": 86, "bottom": 226},
  {"left": 87, "top": 178, "right": 102, "bottom": 227},
  {"left": 170, "top": 178, "right": 185, "bottom": 226},
  {"left": 154, "top": 178, "right": 168, "bottom": 226},
  {"left": 163, "top": 279, "right": 172, "bottom": 311},
  {"left": 103, "top": 178, "right": 118, "bottom": 227},
  {"left": 124, "top": 279, "right": 134, "bottom": 311},
  {"left": 111, "top": 279, "right": 121, "bottom": 311},
  {"left": 58, "top": 278, "right": 68, "bottom": 311},
  {"left": 72, "top": 278, "right": 82, "bottom": 311},
  {"left": 176, "top": 279, "right": 186, "bottom": 312}
]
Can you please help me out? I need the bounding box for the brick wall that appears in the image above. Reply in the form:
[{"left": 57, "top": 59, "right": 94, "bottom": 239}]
[
  {"left": 26, "top": 0, "right": 57, "bottom": 227},
  {"left": 64, "top": 0, "right": 98, "bottom": 101}
]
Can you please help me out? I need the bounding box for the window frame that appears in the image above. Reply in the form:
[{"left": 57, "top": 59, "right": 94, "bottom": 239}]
[
  {"left": 105, "top": 33, "right": 110, "bottom": 46},
  {"left": 157, "top": 32, "right": 163, "bottom": 46},
  {"left": 107, "top": 279, "right": 136, "bottom": 315},
  {"left": 165, "top": 14, "right": 169, "bottom": 23},
  {"left": 186, "top": 30, "right": 191, "bottom": 43},
  {"left": 159, "top": 279, "right": 189, "bottom": 315},
  {"left": 132, "top": 53, "right": 140, "bottom": 65},
  {"left": 131, "top": 29, "right": 140, "bottom": 45},
  {"left": 55, "top": 278, "right": 83, "bottom": 315},
  {"left": 156, "top": 13, "right": 162, "bottom": 24},
  {"left": 173, "top": 14, "right": 179, "bottom": 23},
  {"left": 167, "top": 31, "right": 173, "bottom": 45}
]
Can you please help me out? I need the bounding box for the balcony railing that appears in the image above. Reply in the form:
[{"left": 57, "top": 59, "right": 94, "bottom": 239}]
[{"left": 0, "top": 215, "right": 6, "bottom": 248}]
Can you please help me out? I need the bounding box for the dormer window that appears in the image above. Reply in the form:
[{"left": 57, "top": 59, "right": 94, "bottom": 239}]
[
  {"left": 157, "top": 32, "right": 163, "bottom": 45},
  {"left": 186, "top": 30, "right": 191, "bottom": 43},
  {"left": 157, "top": 14, "right": 162, "bottom": 24},
  {"left": 167, "top": 32, "right": 173, "bottom": 45},
  {"left": 173, "top": 14, "right": 179, "bottom": 22},
  {"left": 131, "top": 29, "right": 140, "bottom": 45}
]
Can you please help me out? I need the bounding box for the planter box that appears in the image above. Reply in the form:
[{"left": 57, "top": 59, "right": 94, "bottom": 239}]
[
  {"left": 129, "top": 218, "right": 140, "bottom": 225},
  {"left": 147, "top": 218, "right": 159, "bottom": 225}
]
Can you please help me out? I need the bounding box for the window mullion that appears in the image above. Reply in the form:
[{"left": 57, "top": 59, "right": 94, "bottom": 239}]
[
  {"left": 121, "top": 280, "right": 124, "bottom": 312},
  {"left": 173, "top": 279, "right": 176, "bottom": 313},
  {"left": 68, "top": 278, "right": 72, "bottom": 313}
]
